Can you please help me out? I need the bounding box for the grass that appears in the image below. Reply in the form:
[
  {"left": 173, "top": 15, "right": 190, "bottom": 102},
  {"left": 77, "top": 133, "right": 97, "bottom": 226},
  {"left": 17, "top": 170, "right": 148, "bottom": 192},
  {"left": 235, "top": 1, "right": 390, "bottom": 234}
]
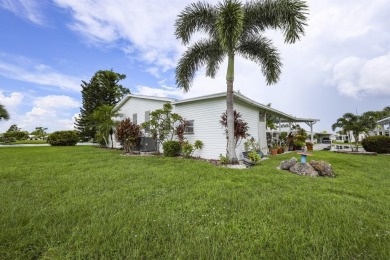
[{"left": 1, "top": 146, "right": 389, "bottom": 259}]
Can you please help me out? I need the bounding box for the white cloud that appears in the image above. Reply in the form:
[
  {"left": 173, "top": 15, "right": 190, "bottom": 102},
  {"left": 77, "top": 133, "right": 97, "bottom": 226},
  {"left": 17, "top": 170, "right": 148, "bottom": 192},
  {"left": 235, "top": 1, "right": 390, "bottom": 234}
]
[
  {"left": 0, "top": 0, "right": 45, "bottom": 25},
  {"left": 0, "top": 91, "right": 23, "bottom": 108},
  {"left": 0, "top": 57, "right": 81, "bottom": 92},
  {"left": 331, "top": 53, "right": 390, "bottom": 98},
  {"left": 134, "top": 79, "right": 185, "bottom": 98},
  {"left": 52, "top": 0, "right": 193, "bottom": 74},
  {"left": 33, "top": 95, "right": 80, "bottom": 108},
  {"left": 0, "top": 94, "right": 79, "bottom": 133}
]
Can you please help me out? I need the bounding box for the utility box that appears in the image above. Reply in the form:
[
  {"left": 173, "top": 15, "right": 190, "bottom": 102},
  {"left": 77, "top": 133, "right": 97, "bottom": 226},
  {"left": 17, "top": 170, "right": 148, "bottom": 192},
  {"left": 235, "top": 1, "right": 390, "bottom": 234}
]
[{"left": 138, "top": 137, "right": 157, "bottom": 152}]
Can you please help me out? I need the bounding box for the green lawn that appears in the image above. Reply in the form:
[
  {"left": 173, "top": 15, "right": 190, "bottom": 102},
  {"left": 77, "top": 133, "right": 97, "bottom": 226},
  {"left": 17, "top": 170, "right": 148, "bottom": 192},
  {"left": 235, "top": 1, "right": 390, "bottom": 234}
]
[{"left": 1, "top": 146, "right": 389, "bottom": 259}]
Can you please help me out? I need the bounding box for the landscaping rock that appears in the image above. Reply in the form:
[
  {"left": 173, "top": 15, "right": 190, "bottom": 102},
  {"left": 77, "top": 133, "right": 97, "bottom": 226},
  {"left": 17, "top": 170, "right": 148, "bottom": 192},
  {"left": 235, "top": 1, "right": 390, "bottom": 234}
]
[
  {"left": 279, "top": 157, "right": 298, "bottom": 170},
  {"left": 289, "top": 163, "right": 319, "bottom": 177},
  {"left": 310, "top": 160, "right": 335, "bottom": 177}
]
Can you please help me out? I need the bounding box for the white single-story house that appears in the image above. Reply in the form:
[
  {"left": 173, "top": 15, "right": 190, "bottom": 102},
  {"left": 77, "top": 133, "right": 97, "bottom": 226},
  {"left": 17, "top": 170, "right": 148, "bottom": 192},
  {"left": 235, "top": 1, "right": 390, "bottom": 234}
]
[
  {"left": 377, "top": 117, "right": 390, "bottom": 137},
  {"left": 111, "top": 91, "right": 319, "bottom": 160}
]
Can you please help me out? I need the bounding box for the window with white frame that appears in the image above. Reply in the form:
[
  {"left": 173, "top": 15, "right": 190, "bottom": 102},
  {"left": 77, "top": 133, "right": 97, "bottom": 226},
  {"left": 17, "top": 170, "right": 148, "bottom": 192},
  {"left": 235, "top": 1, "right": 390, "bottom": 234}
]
[
  {"left": 185, "top": 120, "right": 194, "bottom": 134},
  {"left": 133, "top": 113, "right": 137, "bottom": 125}
]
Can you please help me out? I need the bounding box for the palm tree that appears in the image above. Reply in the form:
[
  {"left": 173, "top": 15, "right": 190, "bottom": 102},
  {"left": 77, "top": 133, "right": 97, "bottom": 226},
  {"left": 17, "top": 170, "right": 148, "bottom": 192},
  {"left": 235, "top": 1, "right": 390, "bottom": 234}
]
[
  {"left": 91, "top": 105, "right": 122, "bottom": 148},
  {"left": 175, "top": 0, "right": 308, "bottom": 162},
  {"left": 332, "top": 113, "right": 372, "bottom": 150},
  {"left": 0, "top": 104, "right": 10, "bottom": 121}
]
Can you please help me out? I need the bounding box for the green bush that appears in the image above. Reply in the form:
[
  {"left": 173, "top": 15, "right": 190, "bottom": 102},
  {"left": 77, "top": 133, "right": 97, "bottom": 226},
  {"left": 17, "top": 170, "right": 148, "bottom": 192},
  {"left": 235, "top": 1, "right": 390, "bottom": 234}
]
[
  {"left": 162, "top": 140, "right": 181, "bottom": 157},
  {"left": 181, "top": 142, "right": 193, "bottom": 158},
  {"left": 248, "top": 150, "right": 261, "bottom": 163},
  {"left": 361, "top": 135, "right": 390, "bottom": 154},
  {"left": 47, "top": 131, "right": 79, "bottom": 146},
  {"left": 219, "top": 154, "right": 229, "bottom": 164},
  {"left": 182, "top": 140, "right": 204, "bottom": 158},
  {"left": 344, "top": 140, "right": 349, "bottom": 143}
]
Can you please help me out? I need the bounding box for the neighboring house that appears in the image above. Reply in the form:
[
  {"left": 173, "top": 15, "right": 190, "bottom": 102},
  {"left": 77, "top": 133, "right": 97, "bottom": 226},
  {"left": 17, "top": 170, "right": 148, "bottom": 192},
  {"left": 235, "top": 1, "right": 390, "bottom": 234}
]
[
  {"left": 332, "top": 132, "right": 368, "bottom": 143},
  {"left": 332, "top": 117, "right": 390, "bottom": 143},
  {"left": 112, "top": 91, "right": 319, "bottom": 160},
  {"left": 377, "top": 117, "right": 390, "bottom": 137},
  {"left": 315, "top": 133, "right": 333, "bottom": 144}
]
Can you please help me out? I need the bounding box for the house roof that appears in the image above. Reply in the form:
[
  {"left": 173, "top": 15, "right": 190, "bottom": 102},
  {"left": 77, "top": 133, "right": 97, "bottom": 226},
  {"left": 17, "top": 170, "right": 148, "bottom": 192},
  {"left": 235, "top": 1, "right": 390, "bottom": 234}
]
[
  {"left": 174, "top": 91, "right": 319, "bottom": 123},
  {"left": 377, "top": 116, "right": 390, "bottom": 125},
  {"left": 116, "top": 91, "right": 319, "bottom": 123},
  {"left": 114, "top": 94, "right": 177, "bottom": 110}
]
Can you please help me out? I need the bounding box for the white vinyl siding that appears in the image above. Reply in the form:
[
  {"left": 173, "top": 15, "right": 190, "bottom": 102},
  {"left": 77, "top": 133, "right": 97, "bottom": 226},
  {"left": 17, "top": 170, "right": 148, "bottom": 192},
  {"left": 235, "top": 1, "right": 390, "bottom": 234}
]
[
  {"left": 234, "top": 99, "right": 265, "bottom": 158},
  {"left": 175, "top": 97, "right": 227, "bottom": 159},
  {"left": 111, "top": 97, "right": 170, "bottom": 148}
]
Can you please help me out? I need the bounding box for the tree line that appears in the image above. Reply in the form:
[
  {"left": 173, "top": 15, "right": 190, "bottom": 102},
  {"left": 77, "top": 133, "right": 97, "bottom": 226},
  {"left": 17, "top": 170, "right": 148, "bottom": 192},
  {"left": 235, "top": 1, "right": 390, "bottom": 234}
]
[{"left": 332, "top": 107, "right": 390, "bottom": 148}]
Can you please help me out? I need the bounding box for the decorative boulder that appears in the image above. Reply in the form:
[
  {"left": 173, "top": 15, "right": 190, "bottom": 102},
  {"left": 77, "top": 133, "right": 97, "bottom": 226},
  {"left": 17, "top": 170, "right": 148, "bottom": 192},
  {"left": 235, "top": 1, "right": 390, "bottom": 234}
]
[
  {"left": 310, "top": 160, "right": 335, "bottom": 177},
  {"left": 279, "top": 157, "right": 298, "bottom": 170},
  {"left": 289, "top": 163, "right": 319, "bottom": 177}
]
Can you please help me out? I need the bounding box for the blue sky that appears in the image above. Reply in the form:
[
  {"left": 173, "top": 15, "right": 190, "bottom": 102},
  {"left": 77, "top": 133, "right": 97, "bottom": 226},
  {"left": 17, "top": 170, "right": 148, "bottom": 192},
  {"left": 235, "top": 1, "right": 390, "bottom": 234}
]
[{"left": 0, "top": 0, "right": 389, "bottom": 134}]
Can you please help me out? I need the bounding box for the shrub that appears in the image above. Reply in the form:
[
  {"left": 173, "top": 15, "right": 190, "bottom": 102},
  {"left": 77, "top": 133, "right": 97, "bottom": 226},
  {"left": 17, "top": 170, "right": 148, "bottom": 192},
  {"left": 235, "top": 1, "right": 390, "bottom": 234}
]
[
  {"left": 115, "top": 118, "right": 142, "bottom": 153},
  {"left": 163, "top": 141, "right": 181, "bottom": 157},
  {"left": 47, "top": 131, "right": 79, "bottom": 146},
  {"left": 181, "top": 140, "right": 204, "bottom": 158},
  {"left": 220, "top": 110, "right": 249, "bottom": 148},
  {"left": 95, "top": 132, "right": 106, "bottom": 147},
  {"left": 344, "top": 140, "right": 349, "bottom": 143},
  {"left": 247, "top": 150, "right": 260, "bottom": 163},
  {"left": 219, "top": 154, "right": 229, "bottom": 164},
  {"left": 181, "top": 142, "right": 193, "bottom": 158},
  {"left": 361, "top": 136, "right": 390, "bottom": 154}
]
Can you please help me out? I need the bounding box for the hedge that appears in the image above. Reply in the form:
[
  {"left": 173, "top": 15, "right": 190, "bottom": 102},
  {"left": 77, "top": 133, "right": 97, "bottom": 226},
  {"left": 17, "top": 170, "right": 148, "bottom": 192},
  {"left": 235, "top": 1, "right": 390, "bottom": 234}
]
[
  {"left": 47, "top": 131, "right": 79, "bottom": 146},
  {"left": 361, "top": 135, "right": 390, "bottom": 154}
]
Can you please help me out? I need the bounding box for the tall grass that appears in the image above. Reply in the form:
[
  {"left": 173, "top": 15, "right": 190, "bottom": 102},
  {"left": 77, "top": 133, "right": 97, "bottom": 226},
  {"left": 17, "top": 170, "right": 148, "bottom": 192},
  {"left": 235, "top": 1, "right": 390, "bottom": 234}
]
[{"left": 1, "top": 146, "right": 389, "bottom": 259}]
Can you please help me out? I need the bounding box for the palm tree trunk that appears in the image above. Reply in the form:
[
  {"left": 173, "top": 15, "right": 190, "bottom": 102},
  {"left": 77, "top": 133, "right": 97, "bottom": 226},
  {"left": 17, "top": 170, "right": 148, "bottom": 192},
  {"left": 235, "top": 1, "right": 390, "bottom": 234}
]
[
  {"left": 110, "top": 128, "right": 114, "bottom": 148},
  {"left": 226, "top": 52, "right": 238, "bottom": 163}
]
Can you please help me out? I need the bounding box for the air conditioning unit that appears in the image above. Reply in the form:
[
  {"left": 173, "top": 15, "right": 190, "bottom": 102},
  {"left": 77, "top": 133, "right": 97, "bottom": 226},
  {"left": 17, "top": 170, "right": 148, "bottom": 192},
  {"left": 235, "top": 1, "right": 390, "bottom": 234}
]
[{"left": 138, "top": 137, "right": 157, "bottom": 152}]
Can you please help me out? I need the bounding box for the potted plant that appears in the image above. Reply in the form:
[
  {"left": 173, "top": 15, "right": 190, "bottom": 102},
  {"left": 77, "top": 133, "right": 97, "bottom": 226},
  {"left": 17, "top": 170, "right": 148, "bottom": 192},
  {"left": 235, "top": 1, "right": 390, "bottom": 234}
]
[
  {"left": 306, "top": 142, "right": 313, "bottom": 151},
  {"left": 294, "top": 140, "right": 305, "bottom": 151},
  {"left": 270, "top": 143, "right": 279, "bottom": 156}
]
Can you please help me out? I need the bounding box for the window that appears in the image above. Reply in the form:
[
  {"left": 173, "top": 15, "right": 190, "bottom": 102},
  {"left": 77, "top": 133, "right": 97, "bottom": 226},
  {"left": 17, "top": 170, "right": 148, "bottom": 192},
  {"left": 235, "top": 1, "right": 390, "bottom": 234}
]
[
  {"left": 133, "top": 113, "right": 137, "bottom": 125},
  {"left": 185, "top": 120, "right": 194, "bottom": 134},
  {"left": 144, "top": 111, "right": 150, "bottom": 132}
]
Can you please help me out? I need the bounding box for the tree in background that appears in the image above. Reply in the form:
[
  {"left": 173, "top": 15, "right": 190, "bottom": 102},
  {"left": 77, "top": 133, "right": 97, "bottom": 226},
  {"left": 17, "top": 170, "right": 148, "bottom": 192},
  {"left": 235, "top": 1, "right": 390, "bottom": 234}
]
[
  {"left": 332, "top": 113, "right": 372, "bottom": 150},
  {"left": 3, "top": 124, "right": 28, "bottom": 141},
  {"left": 75, "top": 69, "right": 130, "bottom": 141},
  {"left": 175, "top": 0, "right": 308, "bottom": 163},
  {"left": 0, "top": 104, "right": 10, "bottom": 121},
  {"left": 30, "top": 127, "right": 48, "bottom": 140},
  {"left": 92, "top": 105, "right": 121, "bottom": 148},
  {"left": 7, "top": 124, "right": 20, "bottom": 132}
]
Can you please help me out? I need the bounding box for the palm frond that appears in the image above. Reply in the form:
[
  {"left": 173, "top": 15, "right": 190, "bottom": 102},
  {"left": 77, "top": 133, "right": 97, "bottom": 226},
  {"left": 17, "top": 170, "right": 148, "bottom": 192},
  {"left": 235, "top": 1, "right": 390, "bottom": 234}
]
[
  {"left": 243, "top": 0, "right": 308, "bottom": 44},
  {"left": 176, "top": 39, "right": 225, "bottom": 91},
  {"left": 237, "top": 35, "right": 282, "bottom": 85},
  {"left": 216, "top": 0, "right": 244, "bottom": 51},
  {"left": 174, "top": 2, "right": 217, "bottom": 44}
]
